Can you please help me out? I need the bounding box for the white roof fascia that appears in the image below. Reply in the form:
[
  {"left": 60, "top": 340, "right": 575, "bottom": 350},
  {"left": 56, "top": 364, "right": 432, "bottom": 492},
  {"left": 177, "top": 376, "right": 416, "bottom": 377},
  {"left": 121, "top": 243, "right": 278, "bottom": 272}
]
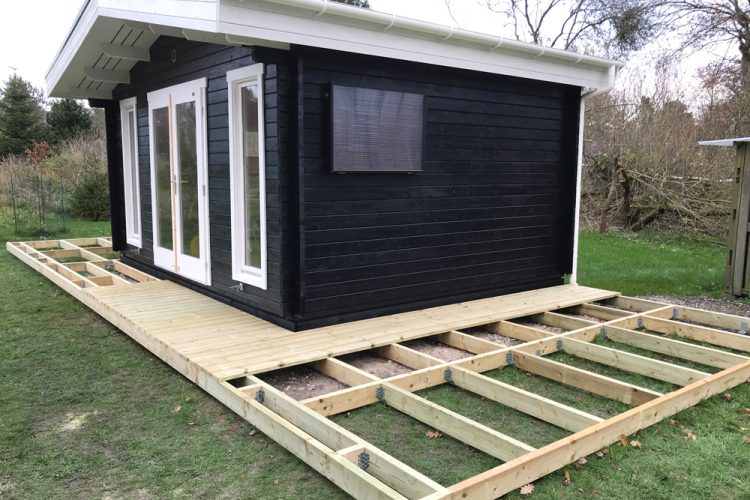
[
  {"left": 47, "top": 0, "right": 621, "bottom": 99},
  {"left": 699, "top": 137, "right": 750, "bottom": 147}
]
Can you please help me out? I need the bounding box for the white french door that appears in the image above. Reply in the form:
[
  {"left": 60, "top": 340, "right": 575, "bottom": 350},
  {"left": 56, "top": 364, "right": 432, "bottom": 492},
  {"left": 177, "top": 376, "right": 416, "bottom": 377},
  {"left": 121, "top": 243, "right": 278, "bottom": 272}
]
[{"left": 147, "top": 78, "right": 211, "bottom": 285}]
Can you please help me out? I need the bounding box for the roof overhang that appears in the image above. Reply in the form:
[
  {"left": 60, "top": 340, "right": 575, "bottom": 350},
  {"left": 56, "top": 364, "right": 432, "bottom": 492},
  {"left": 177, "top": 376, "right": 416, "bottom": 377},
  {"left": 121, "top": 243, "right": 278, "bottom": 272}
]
[
  {"left": 699, "top": 137, "right": 750, "bottom": 147},
  {"left": 47, "top": 0, "right": 623, "bottom": 100}
]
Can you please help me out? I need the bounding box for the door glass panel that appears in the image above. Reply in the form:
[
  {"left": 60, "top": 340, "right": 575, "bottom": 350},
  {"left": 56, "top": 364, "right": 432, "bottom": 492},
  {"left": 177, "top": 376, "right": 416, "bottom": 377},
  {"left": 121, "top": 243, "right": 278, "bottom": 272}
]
[
  {"left": 152, "top": 106, "right": 173, "bottom": 250},
  {"left": 127, "top": 110, "right": 140, "bottom": 235},
  {"left": 176, "top": 101, "right": 200, "bottom": 259},
  {"left": 241, "top": 84, "right": 261, "bottom": 269}
]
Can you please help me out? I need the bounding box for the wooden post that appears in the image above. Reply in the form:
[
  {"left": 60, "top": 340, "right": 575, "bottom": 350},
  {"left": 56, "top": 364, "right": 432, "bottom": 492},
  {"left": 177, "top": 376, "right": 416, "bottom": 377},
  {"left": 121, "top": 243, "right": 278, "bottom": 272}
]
[{"left": 727, "top": 143, "right": 750, "bottom": 296}]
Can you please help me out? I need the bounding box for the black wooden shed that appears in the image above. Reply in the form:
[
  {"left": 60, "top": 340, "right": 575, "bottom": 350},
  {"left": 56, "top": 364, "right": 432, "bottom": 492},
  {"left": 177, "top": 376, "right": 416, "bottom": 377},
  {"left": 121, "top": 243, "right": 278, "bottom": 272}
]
[{"left": 47, "top": 0, "right": 620, "bottom": 330}]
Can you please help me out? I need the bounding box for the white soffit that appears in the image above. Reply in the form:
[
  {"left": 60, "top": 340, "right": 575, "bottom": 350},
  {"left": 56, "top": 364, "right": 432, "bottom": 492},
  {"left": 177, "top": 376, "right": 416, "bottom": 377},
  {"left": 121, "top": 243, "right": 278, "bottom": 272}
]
[{"left": 47, "top": 0, "right": 622, "bottom": 99}]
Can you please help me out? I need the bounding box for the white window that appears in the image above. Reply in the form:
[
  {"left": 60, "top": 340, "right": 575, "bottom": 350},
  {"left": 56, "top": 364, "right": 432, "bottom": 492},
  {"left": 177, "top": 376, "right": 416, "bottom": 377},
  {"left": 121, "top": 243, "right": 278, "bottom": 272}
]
[
  {"left": 120, "top": 97, "right": 141, "bottom": 247},
  {"left": 227, "top": 64, "right": 267, "bottom": 289}
]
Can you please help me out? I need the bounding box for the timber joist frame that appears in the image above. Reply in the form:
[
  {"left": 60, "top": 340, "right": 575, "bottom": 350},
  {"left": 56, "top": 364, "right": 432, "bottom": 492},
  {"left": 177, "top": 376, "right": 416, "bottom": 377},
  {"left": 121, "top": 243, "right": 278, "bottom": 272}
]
[{"left": 8, "top": 238, "right": 750, "bottom": 499}]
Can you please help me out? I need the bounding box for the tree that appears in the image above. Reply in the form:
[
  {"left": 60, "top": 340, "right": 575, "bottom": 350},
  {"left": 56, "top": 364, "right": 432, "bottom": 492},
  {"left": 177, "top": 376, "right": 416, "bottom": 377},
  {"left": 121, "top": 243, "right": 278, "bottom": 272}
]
[
  {"left": 666, "top": 1, "right": 750, "bottom": 89},
  {"left": 333, "top": 0, "right": 370, "bottom": 7},
  {"left": 0, "top": 75, "right": 49, "bottom": 157},
  {"left": 483, "top": 0, "right": 662, "bottom": 57},
  {"left": 48, "top": 98, "right": 93, "bottom": 143}
]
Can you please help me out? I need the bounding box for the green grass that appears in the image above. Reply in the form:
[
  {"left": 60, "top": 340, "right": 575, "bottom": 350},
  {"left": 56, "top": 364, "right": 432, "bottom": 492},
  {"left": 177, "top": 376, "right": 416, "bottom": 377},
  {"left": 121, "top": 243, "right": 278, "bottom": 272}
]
[
  {"left": 1, "top": 222, "right": 749, "bottom": 499},
  {"left": 576, "top": 230, "right": 726, "bottom": 296}
]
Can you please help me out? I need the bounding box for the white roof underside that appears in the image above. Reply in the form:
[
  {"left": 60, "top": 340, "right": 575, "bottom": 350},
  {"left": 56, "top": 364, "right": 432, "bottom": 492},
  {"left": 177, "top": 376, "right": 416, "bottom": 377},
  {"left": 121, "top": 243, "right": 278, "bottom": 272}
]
[
  {"left": 47, "top": 0, "right": 622, "bottom": 100},
  {"left": 699, "top": 137, "right": 750, "bottom": 147}
]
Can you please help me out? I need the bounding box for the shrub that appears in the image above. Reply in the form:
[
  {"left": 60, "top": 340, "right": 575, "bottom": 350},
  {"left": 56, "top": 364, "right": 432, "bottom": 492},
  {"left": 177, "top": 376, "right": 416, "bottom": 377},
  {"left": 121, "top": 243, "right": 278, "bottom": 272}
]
[{"left": 71, "top": 170, "right": 109, "bottom": 220}]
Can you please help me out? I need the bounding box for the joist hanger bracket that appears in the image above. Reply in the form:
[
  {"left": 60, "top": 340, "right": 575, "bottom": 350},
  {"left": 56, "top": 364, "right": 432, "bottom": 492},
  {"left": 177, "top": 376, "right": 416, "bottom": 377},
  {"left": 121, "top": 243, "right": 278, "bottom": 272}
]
[
  {"left": 740, "top": 322, "right": 748, "bottom": 336},
  {"left": 535, "top": 349, "right": 542, "bottom": 357},
  {"left": 599, "top": 327, "right": 607, "bottom": 340},
  {"left": 637, "top": 317, "right": 645, "bottom": 330},
  {"left": 357, "top": 452, "right": 370, "bottom": 470},
  {"left": 375, "top": 386, "right": 385, "bottom": 403},
  {"left": 505, "top": 352, "right": 514, "bottom": 365},
  {"left": 556, "top": 339, "right": 564, "bottom": 352},
  {"left": 671, "top": 308, "right": 679, "bottom": 320},
  {"left": 443, "top": 368, "right": 453, "bottom": 384},
  {"left": 255, "top": 388, "right": 265, "bottom": 404}
]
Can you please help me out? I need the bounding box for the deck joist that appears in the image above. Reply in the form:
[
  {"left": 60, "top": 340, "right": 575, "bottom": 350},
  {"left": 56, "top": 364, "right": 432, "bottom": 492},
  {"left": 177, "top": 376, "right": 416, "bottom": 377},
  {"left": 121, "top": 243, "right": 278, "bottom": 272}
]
[{"left": 8, "top": 238, "right": 750, "bottom": 499}]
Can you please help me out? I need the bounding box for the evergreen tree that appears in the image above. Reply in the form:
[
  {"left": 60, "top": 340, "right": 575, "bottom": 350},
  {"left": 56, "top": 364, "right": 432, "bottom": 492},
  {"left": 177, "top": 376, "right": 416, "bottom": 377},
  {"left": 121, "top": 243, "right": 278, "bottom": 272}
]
[
  {"left": 0, "top": 75, "right": 49, "bottom": 157},
  {"left": 48, "top": 98, "right": 93, "bottom": 143}
]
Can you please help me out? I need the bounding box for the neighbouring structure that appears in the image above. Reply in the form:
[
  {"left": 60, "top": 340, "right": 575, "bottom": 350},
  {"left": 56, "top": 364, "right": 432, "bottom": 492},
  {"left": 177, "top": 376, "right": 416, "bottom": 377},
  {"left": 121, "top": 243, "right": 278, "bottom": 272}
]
[
  {"left": 699, "top": 137, "right": 750, "bottom": 297},
  {"left": 47, "top": 0, "right": 620, "bottom": 329}
]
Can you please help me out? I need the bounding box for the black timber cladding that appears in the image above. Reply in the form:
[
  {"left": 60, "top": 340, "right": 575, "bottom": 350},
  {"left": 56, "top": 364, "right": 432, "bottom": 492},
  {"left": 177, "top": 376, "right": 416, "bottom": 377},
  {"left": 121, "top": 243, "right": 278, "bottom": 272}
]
[
  {"left": 297, "top": 47, "right": 581, "bottom": 325},
  {"left": 103, "top": 37, "right": 581, "bottom": 330},
  {"left": 110, "top": 37, "right": 297, "bottom": 326}
]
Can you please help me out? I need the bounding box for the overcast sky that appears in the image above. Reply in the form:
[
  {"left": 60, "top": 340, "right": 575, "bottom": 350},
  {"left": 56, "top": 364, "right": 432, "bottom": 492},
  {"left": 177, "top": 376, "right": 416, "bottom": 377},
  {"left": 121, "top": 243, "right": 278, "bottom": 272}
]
[{"left": 0, "top": 0, "right": 730, "bottom": 100}]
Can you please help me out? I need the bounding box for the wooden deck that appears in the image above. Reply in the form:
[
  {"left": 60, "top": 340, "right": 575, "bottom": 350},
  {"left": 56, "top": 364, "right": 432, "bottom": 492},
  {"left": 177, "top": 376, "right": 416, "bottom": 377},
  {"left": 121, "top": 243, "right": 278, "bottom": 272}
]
[{"left": 8, "top": 237, "right": 750, "bottom": 500}]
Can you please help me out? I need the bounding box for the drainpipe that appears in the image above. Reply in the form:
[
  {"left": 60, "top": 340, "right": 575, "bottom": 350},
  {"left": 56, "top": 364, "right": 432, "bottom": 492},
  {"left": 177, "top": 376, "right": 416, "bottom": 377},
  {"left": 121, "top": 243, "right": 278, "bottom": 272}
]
[{"left": 569, "top": 64, "right": 617, "bottom": 285}]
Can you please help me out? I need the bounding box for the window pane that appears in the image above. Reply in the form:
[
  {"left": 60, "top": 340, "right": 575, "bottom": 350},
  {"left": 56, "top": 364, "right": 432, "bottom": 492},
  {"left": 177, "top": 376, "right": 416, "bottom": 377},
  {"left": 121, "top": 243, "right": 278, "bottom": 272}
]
[
  {"left": 176, "top": 101, "right": 200, "bottom": 259},
  {"left": 127, "top": 110, "right": 140, "bottom": 235},
  {"left": 152, "top": 106, "right": 173, "bottom": 250},
  {"left": 241, "top": 84, "right": 261, "bottom": 269}
]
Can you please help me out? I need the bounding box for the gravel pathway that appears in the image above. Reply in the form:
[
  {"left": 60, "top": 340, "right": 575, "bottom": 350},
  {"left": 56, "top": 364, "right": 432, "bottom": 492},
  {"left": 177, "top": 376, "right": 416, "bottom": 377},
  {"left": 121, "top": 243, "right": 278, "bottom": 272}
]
[{"left": 638, "top": 295, "right": 750, "bottom": 317}]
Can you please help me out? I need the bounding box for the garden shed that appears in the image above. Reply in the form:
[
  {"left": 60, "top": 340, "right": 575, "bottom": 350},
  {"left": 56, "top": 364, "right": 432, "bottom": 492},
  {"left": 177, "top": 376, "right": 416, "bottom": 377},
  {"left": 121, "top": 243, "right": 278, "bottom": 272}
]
[{"left": 47, "top": 0, "right": 620, "bottom": 330}]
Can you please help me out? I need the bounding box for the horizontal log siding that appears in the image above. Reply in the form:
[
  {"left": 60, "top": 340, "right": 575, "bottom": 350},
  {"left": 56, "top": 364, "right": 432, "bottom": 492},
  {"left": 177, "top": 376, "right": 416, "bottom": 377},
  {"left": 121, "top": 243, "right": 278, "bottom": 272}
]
[
  {"left": 112, "top": 37, "right": 294, "bottom": 322},
  {"left": 298, "top": 48, "right": 580, "bottom": 322}
]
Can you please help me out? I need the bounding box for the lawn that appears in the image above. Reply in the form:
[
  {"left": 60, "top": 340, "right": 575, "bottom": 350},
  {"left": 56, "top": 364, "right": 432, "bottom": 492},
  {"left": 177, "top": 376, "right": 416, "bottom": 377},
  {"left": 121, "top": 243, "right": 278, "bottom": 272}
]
[{"left": 1, "top": 223, "right": 748, "bottom": 499}]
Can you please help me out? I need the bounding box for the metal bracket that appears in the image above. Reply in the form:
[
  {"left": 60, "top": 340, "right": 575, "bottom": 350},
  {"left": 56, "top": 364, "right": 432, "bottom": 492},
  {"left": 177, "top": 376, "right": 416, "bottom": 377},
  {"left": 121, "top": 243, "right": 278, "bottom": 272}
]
[
  {"left": 740, "top": 322, "right": 748, "bottom": 336},
  {"left": 357, "top": 452, "right": 370, "bottom": 470},
  {"left": 599, "top": 326, "right": 607, "bottom": 340},
  {"left": 505, "top": 352, "right": 514, "bottom": 365},
  {"left": 637, "top": 317, "right": 645, "bottom": 330},
  {"left": 556, "top": 339, "right": 563, "bottom": 352},
  {"left": 671, "top": 308, "right": 679, "bottom": 320},
  {"left": 535, "top": 349, "right": 541, "bottom": 357},
  {"left": 443, "top": 368, "right": 453, "bottom": 384},
  {"left": 255, "top": 388, "right": 265, "bottom": 404},
  {"left": 230, "top": 283, "right": 244, "bottom": 293},
  {"left": 375, "top": 387, "right": 385, "bottom": 402}
]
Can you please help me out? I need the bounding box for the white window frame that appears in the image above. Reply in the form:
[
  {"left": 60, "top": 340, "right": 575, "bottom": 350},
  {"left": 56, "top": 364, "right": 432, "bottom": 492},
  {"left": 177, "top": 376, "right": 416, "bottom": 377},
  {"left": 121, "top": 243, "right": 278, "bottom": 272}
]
[
  {"left": 120, "top": 97, "right": 142, "bottom": 247},
  {"left": 227, "top": 63, "right": 267, "bottom": 289}
]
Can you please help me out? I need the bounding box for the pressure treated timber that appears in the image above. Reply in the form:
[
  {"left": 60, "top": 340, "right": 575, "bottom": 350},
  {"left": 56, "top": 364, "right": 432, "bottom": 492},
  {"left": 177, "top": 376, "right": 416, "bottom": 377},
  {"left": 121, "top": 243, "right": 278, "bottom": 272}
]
[
  {"left": 599, "top": 325, "right": 749, "bottom": 369},
  {"left": 562, "top": 338, "right": 710, "bottom": 386},
  {"left": 382, "top": 384, "right": 536, "bottom": 462},
  {"left": 446, "top": 359, "right": 750, "bottom": 499},
  {"left": 449, "top": 367, "right": 603, "bottom": 432},
  {"left": 10, "top": 237, "right": 750, "bottom": 500},
  {"left": 512, "top": 351, "right": 661, "bottom": 406}
]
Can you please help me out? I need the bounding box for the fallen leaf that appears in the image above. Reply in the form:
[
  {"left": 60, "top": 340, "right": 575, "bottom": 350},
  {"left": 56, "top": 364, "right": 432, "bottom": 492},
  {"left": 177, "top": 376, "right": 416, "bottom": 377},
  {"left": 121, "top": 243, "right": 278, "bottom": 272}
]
[
  {"left": 578, "top": 488, "right": 585, "bottom": 494},
  {"left": 744, "top": 408, "right": 750, "bottom": 414},
  {"left": 722, "top": 393, "right": 733, "bottom": 403},
  {"left": 743, "top": 436, "right": 750, "bottom": 444},
  {"left": 249, "top": 429, "right": 257, "bottom": 436},
  {"left": 685, "top": 431, "right": 697, "bottom": 441},
  {"left": 577, "top": 457, "right": 587, "bottom": 465},
  {"left": 519, "top": 483, "right": 535, "bottom": 495},
  {"left": 669, "top": 419, "right": 678, "bottom": 426},
  {"left": 425, "top": 430, "right": 442, "bottom": 439},
  {"left": 631, "top": 440, "right": 642, "bottom": 449},
  {"left": 595, "top": 447, "right": 610, "bottom": 458},
  {"left": 619, "top": 435, "right": 629, "bottom": 446},
  {"left": 172, "top": 404, "right": 181, "bottom": 413},
  {"left": 563, "top": 470, "right": 571, "bottom": 485},
  {"left": 187, "top": 422, "right": 195, "bottom": 426},
  {"left": 273, "top": 479, "right": 279, "bottom": 485}
]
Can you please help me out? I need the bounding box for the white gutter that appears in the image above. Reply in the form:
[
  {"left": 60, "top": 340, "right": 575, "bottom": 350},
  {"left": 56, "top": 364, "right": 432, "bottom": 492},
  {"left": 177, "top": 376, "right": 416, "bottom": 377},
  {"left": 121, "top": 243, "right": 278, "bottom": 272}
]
[
  {"left": 569, "top": 65, "right": 617, "bottom": 285},
  {"left": 259, "top": 0, "right": 624, "bottom": 70}
]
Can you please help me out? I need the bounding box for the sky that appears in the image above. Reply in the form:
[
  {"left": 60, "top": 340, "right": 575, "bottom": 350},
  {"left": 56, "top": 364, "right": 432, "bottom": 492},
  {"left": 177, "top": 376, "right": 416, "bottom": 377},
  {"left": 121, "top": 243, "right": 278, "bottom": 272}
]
[{"left": 0, "top": 0, "right": 733, "bottom": 100}]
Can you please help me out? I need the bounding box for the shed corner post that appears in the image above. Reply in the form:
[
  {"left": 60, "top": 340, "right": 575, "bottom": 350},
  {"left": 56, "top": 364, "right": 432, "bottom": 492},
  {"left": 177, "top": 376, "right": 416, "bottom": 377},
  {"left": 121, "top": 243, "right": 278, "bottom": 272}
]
[{"left": 89, "top": 98, "right": 127, "bottom": 251}]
